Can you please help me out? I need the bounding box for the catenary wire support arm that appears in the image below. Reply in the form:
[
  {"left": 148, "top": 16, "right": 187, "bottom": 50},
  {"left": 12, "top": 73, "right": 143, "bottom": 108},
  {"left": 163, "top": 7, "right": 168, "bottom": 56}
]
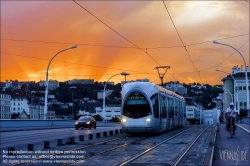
[{"left": 155, "top": 66, "right": 171, "bottom": 87}]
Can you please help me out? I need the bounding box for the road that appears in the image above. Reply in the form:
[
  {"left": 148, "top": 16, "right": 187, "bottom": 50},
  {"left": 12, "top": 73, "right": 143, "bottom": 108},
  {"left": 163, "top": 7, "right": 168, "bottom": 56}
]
[{"left": 0, "top": 126, "right": 121, "bottom": 152}]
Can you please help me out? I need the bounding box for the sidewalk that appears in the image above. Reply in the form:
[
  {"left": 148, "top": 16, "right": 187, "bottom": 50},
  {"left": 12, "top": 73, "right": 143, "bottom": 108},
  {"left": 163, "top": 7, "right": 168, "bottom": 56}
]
[{"left": 212, "top": 123, "right": 250, "bottom": 166}]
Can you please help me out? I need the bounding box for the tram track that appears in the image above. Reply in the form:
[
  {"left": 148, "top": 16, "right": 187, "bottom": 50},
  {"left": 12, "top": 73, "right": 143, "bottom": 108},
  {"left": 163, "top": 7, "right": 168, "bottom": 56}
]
[
  {"left": 5, "top": 126, "right": 192, "bottom": 166},
  {"left": 8, "top": 136, "right": 128, "bottom": 166},
  {"left": 119, "top": 125, "right": 213, "bottom": 166},
  {"left": 64, "top": 126, "right": 196, "bottom": 165},
  {"left": 4, "top": 125, "right": 217, "bottom": 166}
]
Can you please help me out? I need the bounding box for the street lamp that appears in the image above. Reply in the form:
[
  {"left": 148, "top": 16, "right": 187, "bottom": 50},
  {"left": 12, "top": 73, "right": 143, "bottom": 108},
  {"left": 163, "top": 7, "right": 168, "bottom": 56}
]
[
  {"left": 44, "top": 45, "right": 77, "bottom": 120},
  {"left": 216, "top": 69, "right": 239, "bottom": 111},
  {"left": 102, "top": 72, "right": 130, "bottom": 122},
  {"left": 213, "top": 41, "right": 249, "bottom": 111},
  {"left": 216, "top": 86, "right": 234, "bottom": 103},
  {"left": 70, "top": 87, "right": 77, "bottom": 119}
]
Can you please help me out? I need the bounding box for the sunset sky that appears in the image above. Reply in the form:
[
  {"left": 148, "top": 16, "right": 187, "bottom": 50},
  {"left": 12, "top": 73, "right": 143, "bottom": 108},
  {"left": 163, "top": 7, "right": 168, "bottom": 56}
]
[{"left": 1, "top": 1, "right": 249, "bottom": 86}]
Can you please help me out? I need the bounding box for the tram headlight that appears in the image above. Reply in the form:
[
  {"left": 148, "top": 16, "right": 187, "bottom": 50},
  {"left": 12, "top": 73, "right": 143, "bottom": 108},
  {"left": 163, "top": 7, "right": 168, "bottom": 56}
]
[
  {"left": 146, "top": 118, "right": 151, "bottom": 122},
  {"left": 122, "top": 118, "right": 127, "bottom": 123}
]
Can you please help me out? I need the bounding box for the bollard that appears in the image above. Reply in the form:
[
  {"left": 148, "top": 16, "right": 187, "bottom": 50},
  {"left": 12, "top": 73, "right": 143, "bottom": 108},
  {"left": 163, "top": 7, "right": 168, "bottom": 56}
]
[
  {"left": 109, "top": 130, "right": 113, "bottom": 135},
  {"left": 103, "top": 131, "right": 107, "bottom": 137},
  {"left": 89, "top": 134, "right": 93, "bottom": 140},
  {"left": 57, "top": 139, "right": 63, "bottom": 145},
  {"left": 120, "top": 129, "right": 123, "bottom": 133},
  {"left": 44, "top": 141, "right": 50, "bottom": 149},
  {"left": 8, "top": 147, "right": 15, "bottom": 156},
  {"left": 69, "top": 137, "right": 75, "bottom": 144},
  {"left": 96, "top": 133, "right": 101, "bottom": 138},
  {"left": 28, "top": 144, "right": 34, "bottom": 151},
  {"left": 79, "top": 135, "right": 84, "bottom": 141},
  {"left": 115, "top": 130, "right": 119, "bottom": 134}
]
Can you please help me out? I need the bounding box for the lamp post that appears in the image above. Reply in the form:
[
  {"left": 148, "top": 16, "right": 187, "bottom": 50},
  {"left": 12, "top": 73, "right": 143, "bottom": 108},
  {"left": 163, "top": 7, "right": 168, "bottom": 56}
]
[
  {"left": 102, "top": 72, "right": 130, "bottom": 122},
  {"left": 44, "top": 45, "right": 77, "bottom": 120},
  {"left": 216, "top": 69, "right": 239, "bottom": 111},
  {"left": 213, "top": 41, "right": 249, "bottom": 111},
  {"left": 70, "top": 87, "right": 77, "bottom": 119},
  {"left": 216, "top": 86, "right": 234, "bottom": 103}
]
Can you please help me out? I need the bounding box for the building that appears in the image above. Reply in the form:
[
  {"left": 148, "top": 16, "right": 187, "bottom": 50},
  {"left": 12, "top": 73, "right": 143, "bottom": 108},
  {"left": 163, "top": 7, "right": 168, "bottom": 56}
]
[
  {"left": 66, "top": 79, "right": 94, "bottom": 85},
  {"left": 39, "top": 80, "right": 59, "bottom": 90},
  {"left": 165, "top": 82, "right": 187, "bottom": 96},
  {"left": 96, "top": 105, "right": 121, "bottom": 121},
  {"left": 10, "top": 92, "right": 30, "bottom": 116},
  {"left": 97, "top": 90, "right": 114, "bottom": 99},
  {"left": 220, "top": 65, "right": 250, "bottom": 116},
  {"left": 29, "top": 105, "right": 44, "bottom": 119},
  {"left": 186, "top": 105, "right": 200, "bottom": 124},
  {"left": 0, "top": 93, "right": 11, "bottom": 119},
  {"left": 78, "top": 103, "right": 121, "bottom": 121},
  {"left": 202, "top": 108, "right": 220, "bottom": 125}
]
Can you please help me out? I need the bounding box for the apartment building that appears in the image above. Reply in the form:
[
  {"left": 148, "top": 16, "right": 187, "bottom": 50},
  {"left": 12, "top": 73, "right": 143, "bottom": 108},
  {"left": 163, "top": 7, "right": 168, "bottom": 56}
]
[
  {"left": 0, "top": 93, "right": 11, "bottom": 119},
  {"left": 221, "top": 65, "right": 250, "bottom": 115}
]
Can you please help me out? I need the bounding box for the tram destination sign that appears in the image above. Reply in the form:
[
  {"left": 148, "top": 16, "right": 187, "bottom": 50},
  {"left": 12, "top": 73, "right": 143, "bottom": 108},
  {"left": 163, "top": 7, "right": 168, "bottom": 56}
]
[{"left": 128, "top": 92, "right": 145, "bottom": 100}]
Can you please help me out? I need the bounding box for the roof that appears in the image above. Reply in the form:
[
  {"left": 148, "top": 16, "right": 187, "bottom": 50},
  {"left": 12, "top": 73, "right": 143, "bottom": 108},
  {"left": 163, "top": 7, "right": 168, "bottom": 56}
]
[
  {"left": 222, "top": 71, "right": 250, "bottom": 82},
  {"left": 11, "top": 92, "right": 28, "bottom": 98},
  {"left": 121, "top": 82, "right": 185, "bottom": 101}
]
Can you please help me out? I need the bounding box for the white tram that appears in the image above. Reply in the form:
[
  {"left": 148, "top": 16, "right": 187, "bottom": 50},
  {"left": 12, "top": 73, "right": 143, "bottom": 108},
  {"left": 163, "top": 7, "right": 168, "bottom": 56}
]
[{"left": 121, "top": 82, "right": 186, "bottom": 134}]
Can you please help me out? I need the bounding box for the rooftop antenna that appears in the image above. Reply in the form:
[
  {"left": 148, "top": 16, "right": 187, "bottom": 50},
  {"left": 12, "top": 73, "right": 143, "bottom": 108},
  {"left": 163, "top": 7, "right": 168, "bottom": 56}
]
[{"left": 155, "top": 66, "right": 171, "bottom": 87}]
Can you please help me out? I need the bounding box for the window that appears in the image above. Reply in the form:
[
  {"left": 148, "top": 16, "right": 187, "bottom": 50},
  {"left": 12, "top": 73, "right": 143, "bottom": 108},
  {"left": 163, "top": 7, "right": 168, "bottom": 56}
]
[
  {"left": 160, "top": 95, "right": 167, "bottom": 118},
  {"left": 168, "top": 97, "right": 174, "bottom": 118}
]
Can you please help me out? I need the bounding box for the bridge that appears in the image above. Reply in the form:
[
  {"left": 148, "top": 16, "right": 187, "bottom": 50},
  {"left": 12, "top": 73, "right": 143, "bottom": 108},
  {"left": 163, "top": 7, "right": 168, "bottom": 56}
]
[{"left": 0, "top": 118, "right": 249, "bottom": 165}]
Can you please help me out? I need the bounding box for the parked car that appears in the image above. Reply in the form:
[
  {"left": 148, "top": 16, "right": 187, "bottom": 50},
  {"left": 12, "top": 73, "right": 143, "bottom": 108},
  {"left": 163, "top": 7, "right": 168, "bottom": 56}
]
[{"left": 75, "top": 116, "right": 96, "bottom": 130}]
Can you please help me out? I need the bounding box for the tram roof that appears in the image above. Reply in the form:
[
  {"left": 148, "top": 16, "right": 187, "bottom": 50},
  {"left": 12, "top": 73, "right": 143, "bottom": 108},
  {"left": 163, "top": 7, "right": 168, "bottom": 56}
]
[{"left": 122, "top": 82, "right": 185, "bottom": 101}]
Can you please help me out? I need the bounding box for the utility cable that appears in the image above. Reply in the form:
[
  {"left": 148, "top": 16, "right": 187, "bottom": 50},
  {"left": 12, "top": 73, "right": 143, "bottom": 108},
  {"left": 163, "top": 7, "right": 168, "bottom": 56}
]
[
  {"left": 162, "top": 0, "right": 203, "bottom": 84},
  {"left": 1, "top": 33, "right": 248, "bottom": 50},
  {"left": 72, "top": 0, "right": 161, "bottom": 66}
]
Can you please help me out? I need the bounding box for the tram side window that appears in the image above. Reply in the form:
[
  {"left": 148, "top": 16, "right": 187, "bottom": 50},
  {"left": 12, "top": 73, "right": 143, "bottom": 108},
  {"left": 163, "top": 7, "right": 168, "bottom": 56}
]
[
  {"left": 168, "top": 97, "right": 174, "bottom": 118},
  {"left": 151, "top": 95, "right": 159, "bottom": 118},
  {"left": 160, "top": 95, "right": 167, "bottom": 118},
  {"left": 174, "top": 99, "right": 179, "bottom": 116}
]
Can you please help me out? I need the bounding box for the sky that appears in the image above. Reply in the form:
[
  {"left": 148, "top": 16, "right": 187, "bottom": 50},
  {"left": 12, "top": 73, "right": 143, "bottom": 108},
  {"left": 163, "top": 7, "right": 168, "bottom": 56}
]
[{"left": 1, "top": 1, "right": 249, "bottom": 86}]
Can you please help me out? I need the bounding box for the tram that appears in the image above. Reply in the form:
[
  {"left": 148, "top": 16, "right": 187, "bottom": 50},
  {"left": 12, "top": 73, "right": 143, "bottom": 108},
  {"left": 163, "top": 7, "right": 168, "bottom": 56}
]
[{"left": 121, "top": 82, "right": 186, "bottom": 133}]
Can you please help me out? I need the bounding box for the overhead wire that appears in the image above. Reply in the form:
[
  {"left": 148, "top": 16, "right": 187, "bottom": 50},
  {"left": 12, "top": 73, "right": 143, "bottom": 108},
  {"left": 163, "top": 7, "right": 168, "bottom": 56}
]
[
  {"left": 1, "top": 1, "right": 248, "bottom": 83},
  {"left": 1, "top": 33, "right": 248, "bottom": 50},
  {"left": 72, "top": 0, "right": 161, "bottom": 66},
  {"left": 2, "top": 36, "right": 248, "bottom": 78},
  {"left": 162, "top": 0, "right": 203, "bottom": 85}
]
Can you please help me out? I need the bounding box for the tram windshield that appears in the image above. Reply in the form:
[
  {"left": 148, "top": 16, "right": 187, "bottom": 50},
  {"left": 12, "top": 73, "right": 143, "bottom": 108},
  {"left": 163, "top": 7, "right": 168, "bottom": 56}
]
[{"left": 122, "top": 92, "right": 151, "bottom": 119}]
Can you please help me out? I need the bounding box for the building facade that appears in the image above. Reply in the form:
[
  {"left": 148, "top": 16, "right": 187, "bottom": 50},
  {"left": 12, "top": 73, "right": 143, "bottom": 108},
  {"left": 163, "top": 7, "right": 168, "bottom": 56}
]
[
  {"left": 165, "top": 82, "right": 187, "bottom": 96},
  {"left": 10, "top": 93, "right": 30, "bottom": 116},
  {"left": 221, "top": 65, "right": 250, "bottom": 116},
  {"left": 97, "top": 90, "right": 114, "bottom": 99},
  {"left": 0, "top": 93, "right": 11, "bottom": 119},
  {"left": 39, "top": 80, "right": 59, "bottom": 90},
  {"left": 66, "top": 79, "right": 94, "bottom": 85}
]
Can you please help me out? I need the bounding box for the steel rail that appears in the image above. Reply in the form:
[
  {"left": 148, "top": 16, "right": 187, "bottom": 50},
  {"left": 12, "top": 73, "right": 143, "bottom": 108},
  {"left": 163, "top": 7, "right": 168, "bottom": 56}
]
[
  {"left": 118, "top": 126, "right": 195, "bottom": 166},
  {"left": 171, "top": 125, "right": 211, "bottom": 166}
]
